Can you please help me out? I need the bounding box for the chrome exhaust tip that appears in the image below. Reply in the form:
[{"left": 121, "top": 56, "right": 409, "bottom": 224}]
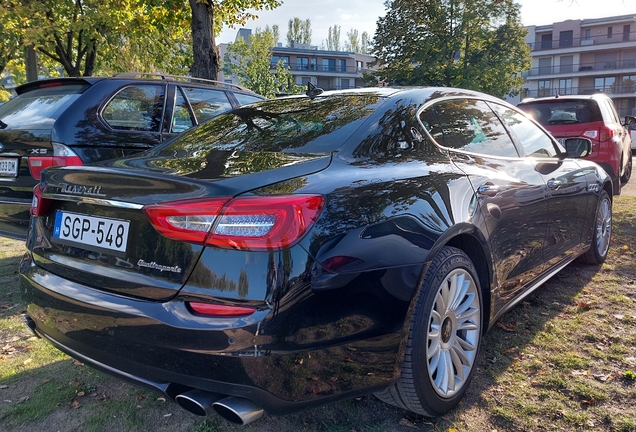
[
  {"left": 212, "top": 396, "right": 264, "bottom": 425},
  {"left": 174, "top": 389, "right": 222, "bottom": 417}
]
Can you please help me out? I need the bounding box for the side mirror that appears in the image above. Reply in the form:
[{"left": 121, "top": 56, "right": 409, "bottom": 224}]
[
  {"left": 624, "top": 115, "right": 636, "bottom": 127},
  {"left": 564, "top": 138, "right": 592, "bottom": 158}
]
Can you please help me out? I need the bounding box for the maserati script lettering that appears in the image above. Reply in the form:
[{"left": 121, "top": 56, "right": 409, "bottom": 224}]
[
  {"left": 137, "top": 259, "right": 182, "bottom": 274},
  {"left": 60, "top": 183, "right": 106, "bottom": 197}
]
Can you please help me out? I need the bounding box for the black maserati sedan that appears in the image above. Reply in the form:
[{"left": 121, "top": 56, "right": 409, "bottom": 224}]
[{"left": 20, "top": 87, "right": 612, "bottom": 425}]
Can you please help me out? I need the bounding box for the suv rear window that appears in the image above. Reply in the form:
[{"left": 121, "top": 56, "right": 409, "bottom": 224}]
[
  {"left": 0, "top": 84, "right": 89, "bottom": 129},
  {"left": 518, "top": 100, "right": 603, "bottom": 126}
]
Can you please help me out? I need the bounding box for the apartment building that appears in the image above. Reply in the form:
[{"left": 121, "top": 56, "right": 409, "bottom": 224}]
[
  {"left": 219, "top": 29, "right": 378, "bottom": 91},
  {"left": 519, "top": 14, "right": 636, "bottom": 117}
]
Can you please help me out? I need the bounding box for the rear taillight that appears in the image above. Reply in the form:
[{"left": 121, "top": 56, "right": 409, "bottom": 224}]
[
  {"left": 144, "top": 195, "right": 324, "bottom": 251},
  {"left": 187, "top": 302, "right": 256, "bottom": 317},
  {"left": 598, "top": 126, "right": 614, "bottom": 142},
  {"left": 30, "top": 183, "right": 50, "bottom": 216},
  {"left": 28, "top": 143, "right": 83, "bottom": 180}
]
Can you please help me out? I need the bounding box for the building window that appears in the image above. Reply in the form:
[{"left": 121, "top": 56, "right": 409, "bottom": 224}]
[
  {"left": 339, "top": 59, "right": 347, "bottom": 72},
  {"left": 299, "top": 76, "right": 312, "bottom": 86},
  {"left": 622, "top": 75, "right": 636, "bottom": 92},
  {"left": 624, "top": 25, "right": 631, "bottom": 41},
  {"left": 538, "top": 58, "right": 552, "bottom": 75},
  {"left": 322, "top": 58, "right": 336, "bottom": 72},
  {"left": 540, "top": 33, "right": 552, "bottom": 49},
  {"left": 608, "top": 26, "right": 613, "bottom": 39},
  {"left": 297, "top": 57, "right": 309, "bottom": 71},
  {"left": 271, "top": 55, "right": 290, "bottom": 67},
  {"left": 310, "top": 58, "right": 317, "bottom": 70},
  {"left": 341, "top": 78, "right": 350, "bottom": 89},
  {"left": 585, "top": 29, "right": 591, "bottom": 40},
  {"left": 559, "top": 56, "right": 573, "bottom": 73},
  {"left": 594, "top": 77, "right": 616, "bottom": 93},
  {"left": 356, "top": 60, "right": 364, "bottom": 70},
  {"left": 538, "top": 80, "right": 551, "bottom": 97},
  {"left": 559, "top": 79, "right": 573, "bottom": 95},
  {"left": 559, "top": 30, "right": 573, "bottom": 48}
]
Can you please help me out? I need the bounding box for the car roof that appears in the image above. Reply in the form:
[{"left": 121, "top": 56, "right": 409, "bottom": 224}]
[{"left": 15, "top": 73, "right": 260, "bottom": 96}]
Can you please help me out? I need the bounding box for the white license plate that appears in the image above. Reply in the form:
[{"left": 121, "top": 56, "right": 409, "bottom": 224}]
[
  {"left": 0, "top": 157, "right": 18, "bottom": 177},
  {"left": 53, "top": 211, "right": 130, "bottom": 253}
]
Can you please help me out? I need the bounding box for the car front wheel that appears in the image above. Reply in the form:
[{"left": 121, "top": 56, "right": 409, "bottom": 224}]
[{"left": 375, "top": 246, "right": 482, "bottom": 416}]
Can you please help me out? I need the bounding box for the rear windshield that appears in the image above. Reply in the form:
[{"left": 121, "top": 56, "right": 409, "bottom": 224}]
[
  {"left": 153, "top": 94, "right": 385, "bottom": 155},
  {"left": 0, "top": 84, "right": 89, "bottom": 129},
  {"left": 518, "top": 100, "right": 603, "bottom": 126}
]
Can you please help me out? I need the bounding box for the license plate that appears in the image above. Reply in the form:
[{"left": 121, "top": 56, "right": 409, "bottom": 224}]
[
  {"left": 53, "top": 211, "right": 130, "bottom": 253},
  {"left": 0, "top": 157, "right": 18, "bottom": 177}
]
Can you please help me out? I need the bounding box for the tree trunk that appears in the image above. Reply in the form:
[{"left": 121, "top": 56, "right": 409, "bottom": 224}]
[
  {"left": 25, "top": 46, "right": 38, "bottom": 82},
  {"left": 189, "top": 0, "right": 219, "bottom": 80},
  {"left": 83, "top": 40, "right": 97, "bottom": 76}
]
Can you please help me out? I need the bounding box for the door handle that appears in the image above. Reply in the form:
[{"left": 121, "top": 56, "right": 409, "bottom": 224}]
[
  {"left": 477, "top": 183, "right": 499, "bottom": 197},
  {"left": 547, "top": 179, "right": 562, "bottom": 189}
]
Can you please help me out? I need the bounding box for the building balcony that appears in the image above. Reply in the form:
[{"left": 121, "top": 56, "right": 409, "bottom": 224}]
[
  {"left": 529, "top": 31, "right": 635, "bottom": 51},
  {"left": 524, "top": 59, "right": 636, "bottom": 77},
  {"left": 523, "top": 84, "right": 636, "bottom": 99},
  {"left": 270, "top": 63, "right": 374, "bottom": 75}
]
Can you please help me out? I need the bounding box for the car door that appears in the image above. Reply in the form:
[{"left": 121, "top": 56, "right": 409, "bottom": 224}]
[
  {"left": 420, "top": 98, "right": 550, "bottom": 302},
  {"left": 490, "top": 102, "right": 592, "bottom": 269}
]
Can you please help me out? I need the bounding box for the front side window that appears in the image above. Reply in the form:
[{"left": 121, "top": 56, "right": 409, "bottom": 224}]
[
  {"left": 419, "top": 99, "right": 518, "bottom": 158},
  {"left": 490, "top": 103, "right": 559, "bottom": 158},
  {"left": 102, "top": 84, "right": 165, "bottom": 132}
]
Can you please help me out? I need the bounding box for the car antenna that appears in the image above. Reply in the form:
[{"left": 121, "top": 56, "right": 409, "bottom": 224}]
[{"left": 306, "top": 82, "right": 324, "bottom": 99}]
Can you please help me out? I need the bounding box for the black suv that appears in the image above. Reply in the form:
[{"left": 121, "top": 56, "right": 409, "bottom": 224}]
[{"left": 0, "top": 73, "right": 264, "bottom": 239}]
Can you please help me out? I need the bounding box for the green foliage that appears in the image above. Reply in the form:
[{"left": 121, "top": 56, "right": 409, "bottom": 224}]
[
  {"left": 223, "top": 29, "right": 302, "bottom": 98},
  {"left": 326, "top": 25, "right": 341, "bottom": 51},
  {"left": 287, "top": 17, "right": 312, "bottom": 46},
  {"left": 371, "top": 0, "right": 531, "bottom": 98},
  {"left": 344, "top": 30, "right": 372, "bottom": 54},
  {"left": 0, "top": 0, "right": 23, "bottom": 76}
]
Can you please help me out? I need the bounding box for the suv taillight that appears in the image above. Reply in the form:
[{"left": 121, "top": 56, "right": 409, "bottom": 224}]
[
  {"left": 28, "top": 143, "right": 83, "bottom": 180},
  {"left": 598, "top": 126, "right": 614, "bottom": 142},
  {"left": 144, "top": 195, "right": 325, "bottom": 251}
]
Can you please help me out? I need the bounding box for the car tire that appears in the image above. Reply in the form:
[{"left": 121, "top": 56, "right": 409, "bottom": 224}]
[
  {"left": 374, "top": 246, "right": 482, "bottom": 416},
  {"left": 579, "top": 190, "right": 612, "bottom": 265},
  {"left": 620, "top": 155, "right": 632, "bottom": 184}
]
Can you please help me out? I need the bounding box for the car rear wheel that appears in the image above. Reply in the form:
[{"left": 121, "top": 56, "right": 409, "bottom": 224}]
[
  {"left": 374, "top": 246, "right": 482, "bottom": 416},
  {"left": 620, "top": 156, "right": 632, "bottom": 184},
  {"left": 580, "top": 190, "right": 612, "bottom": 265}
]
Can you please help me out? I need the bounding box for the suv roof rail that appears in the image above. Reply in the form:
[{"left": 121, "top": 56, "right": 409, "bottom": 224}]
[{"left": 112, "top": 72, "right": 254, "bottom": 93}]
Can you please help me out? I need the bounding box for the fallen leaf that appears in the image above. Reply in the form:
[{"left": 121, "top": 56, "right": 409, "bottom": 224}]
[
  {"left": 76, "top": 391, "right": 85, "bottom": 397},
  {"left": 156, "top": 397, "right": 166, "bottom": 402},
  {"left": 23, "top": 359, "right": 32, "bottom": 365},
  {"left": 73, "top": 361, "right": 84, "bottom": 366},
  {"left": 503, "top": 347, "right": 517, "bottom": 355},
  {"left": 496, "top": 321, "right": 517, "bottom": 332},
  {"left": 70, "top": 399, "right": 81, "bottom": 409},
  {"left": 577, "top": 300, "right": 594, "bottom": 309}
]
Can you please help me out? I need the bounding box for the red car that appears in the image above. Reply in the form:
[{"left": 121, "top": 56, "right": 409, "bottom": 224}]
[{"left": 517, "top": 94, "right": 635, "bottom": 194}]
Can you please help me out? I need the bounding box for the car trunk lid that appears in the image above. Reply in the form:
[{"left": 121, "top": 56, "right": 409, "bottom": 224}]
[{"left": 30, "top": 153, "right": 331, "bottom": 301}]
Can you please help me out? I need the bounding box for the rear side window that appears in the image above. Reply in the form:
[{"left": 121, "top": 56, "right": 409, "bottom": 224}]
[
  {"left": 420, "top": 99, "right": 519, "bottom": 157},
  {"left": 518, "top": 100, "right": 603, "bottom": 126},
  {"left": 180, "top": 86, "right": 232, "bottom": 124},
  {"left": 0, "top": 84, "right": 88, "bottom": 129},
  {"left": 102, "top": 85, "right": 165, "bottom": 132}
]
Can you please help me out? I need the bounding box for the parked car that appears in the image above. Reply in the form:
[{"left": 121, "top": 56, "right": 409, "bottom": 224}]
[
  {"left": 517, "top": 94, "right": 635, "bottom": 195},
  {"left": 629, "top": 122, "right": 636, "bottom": 151},
  {"left": 0, "top": 73, "right": 264, "bottom": 240},
  {"left": 21, "top": 87, "right": 612, "bottom": 424}
]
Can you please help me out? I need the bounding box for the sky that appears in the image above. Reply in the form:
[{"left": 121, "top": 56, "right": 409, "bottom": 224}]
[{"left": 216, "top": 0, "right": 636, "bottom": 46}]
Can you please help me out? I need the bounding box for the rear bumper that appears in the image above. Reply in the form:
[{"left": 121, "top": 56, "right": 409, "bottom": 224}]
[{"left": 20, "top": 253, "right": 406, "bottom": 415}]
